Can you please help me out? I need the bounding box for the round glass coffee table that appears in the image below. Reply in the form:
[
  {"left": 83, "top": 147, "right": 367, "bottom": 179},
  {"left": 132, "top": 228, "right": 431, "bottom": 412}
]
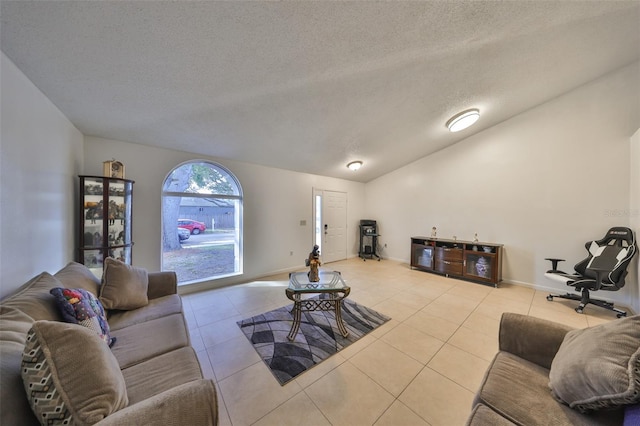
[{"left": 285, "top": 271, "right": 351, "bottom": 341}]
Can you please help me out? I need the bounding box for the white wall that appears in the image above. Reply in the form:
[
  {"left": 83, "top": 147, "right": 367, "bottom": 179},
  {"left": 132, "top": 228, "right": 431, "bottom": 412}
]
[
  {"left": 0, "top": 53, "right": 84, "bottom": 299},
  {"left": 630, "top": 128, "right": 640, "bottom": 313},
  {"left": 366, "top": 62, "right": 640, "bottom": 310},
  {"left": 83, "top": 137, "right": 365, "bottom": 291}
]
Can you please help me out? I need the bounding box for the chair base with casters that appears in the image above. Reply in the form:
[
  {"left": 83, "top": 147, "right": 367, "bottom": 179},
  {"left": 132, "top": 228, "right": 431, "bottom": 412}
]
[
  {"left": 546, "top": 290, "right": 626, "bottom": 317},
  {"left": 545, "top": 227, "right": 637, "bottom": 318}
]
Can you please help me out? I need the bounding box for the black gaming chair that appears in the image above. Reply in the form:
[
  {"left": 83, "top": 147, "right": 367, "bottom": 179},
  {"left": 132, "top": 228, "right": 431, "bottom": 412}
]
[{"left": 545, "top": 227, "right": 637, "bottom": 318}]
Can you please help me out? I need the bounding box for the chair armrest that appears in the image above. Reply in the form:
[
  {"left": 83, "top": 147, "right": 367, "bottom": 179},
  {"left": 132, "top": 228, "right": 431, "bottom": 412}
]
[
  {"left": 96, "top": 379, "right": 218, "bottom": 426},
  {"left": 544, "top": 258, "right": 566, "bottom": 272},
  {"left": 147, "top": 271, "right": 178, "bottom": 300},
  {"left": 587, "top": 266, "right": 610, "bottom": 291},
  {"left": 498, "top": 313, "right": 573, "bottom": 370}
]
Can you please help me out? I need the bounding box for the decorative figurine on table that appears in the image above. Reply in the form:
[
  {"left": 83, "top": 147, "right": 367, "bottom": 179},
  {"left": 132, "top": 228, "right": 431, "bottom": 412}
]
[{"left": 305, "top": 244, "right": 322, "bottom": 282}]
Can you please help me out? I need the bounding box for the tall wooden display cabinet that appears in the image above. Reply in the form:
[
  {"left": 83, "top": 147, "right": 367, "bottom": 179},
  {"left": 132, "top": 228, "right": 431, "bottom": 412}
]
[{"left": 78, "top": 175, "right": 134, "bottom": 278}]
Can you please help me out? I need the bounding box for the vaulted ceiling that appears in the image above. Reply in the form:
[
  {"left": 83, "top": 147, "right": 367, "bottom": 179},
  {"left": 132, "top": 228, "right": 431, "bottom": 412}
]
[{"left": 2, "top": 1, "right": 639, "bottom": 182}]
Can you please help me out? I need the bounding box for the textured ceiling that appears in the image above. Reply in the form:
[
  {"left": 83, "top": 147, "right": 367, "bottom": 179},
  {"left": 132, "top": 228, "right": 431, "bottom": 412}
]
[{"left": 2, "top": 1, "right": 639, "bottom": 182}]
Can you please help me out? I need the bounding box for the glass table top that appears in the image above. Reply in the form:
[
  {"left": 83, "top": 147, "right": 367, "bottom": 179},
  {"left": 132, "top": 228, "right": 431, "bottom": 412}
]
[{"left": 288, "top": 271, "right": 347, "bottom": 292}]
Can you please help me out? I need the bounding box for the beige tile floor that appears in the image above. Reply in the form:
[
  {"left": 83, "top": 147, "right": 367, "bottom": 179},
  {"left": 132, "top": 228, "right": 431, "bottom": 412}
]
[{"left": 181, "top": 258, "right": 618, "bottom": 426}]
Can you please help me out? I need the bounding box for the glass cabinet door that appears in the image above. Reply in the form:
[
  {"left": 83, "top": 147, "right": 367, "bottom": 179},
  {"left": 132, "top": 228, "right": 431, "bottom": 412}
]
[
  {"left": 109, "top": 245, "right": 132, "bottom": 265},
  {"left": 107, "top": 180, "right": 131, "bottom": 246},
  {"left": 81, "top": 249, "right": 104, "bottom": 274},
  {"left": 81, "top": 178, "right": 106, "bottom": 277},
  {"left": 79, "top": 175, "right": 134, "bottom": 278},
  {"left": 464, "top": 251, "right": 495, "bottom": 282},
  {"left": 411, "top": 243, "right": 434, "bottom": 270}
]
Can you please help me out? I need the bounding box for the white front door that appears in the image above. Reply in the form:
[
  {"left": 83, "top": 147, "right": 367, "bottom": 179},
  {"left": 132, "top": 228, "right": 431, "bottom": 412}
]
[{"left": 314, "top": 189, "right": 347, "bottom": 263}]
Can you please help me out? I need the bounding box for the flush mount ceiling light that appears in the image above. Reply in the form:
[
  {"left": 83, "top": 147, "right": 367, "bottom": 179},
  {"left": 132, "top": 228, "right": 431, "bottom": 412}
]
[
  {"left": 446, "top": 108, "right": 480, "bottom": 132},
  {"left": 347, "top": 161, "right": 363, "bottom": 171}
]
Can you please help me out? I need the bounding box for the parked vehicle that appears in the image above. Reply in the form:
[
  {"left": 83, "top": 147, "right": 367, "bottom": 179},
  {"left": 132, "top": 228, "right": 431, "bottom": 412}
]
[
  {"left": 178, "top": 227, "right": 190, "bottom": 241},
  {"left": 178, "top": 219, "right": 206, "bottom": 235}
]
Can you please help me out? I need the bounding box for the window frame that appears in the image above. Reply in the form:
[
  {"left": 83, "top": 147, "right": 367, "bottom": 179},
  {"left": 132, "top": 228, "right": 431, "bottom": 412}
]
[{"left": 161, "top": 160, "right": 243, "bottom": 285}]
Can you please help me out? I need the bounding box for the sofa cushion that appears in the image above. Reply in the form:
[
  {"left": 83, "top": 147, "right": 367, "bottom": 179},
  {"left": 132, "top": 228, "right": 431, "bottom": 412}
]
[
  {"left": 102, "top": 380, "right": 218, "bottom": 426},
  {"left": 110, "top": 313, "right": 190, "bottom": 369},
  {"left": 549, "top": 315, "right": 640, "bottom": 412},
  {"left": 21, "top": 321, "right": 128, "bottom": 426},
  {"left": 122, "top": 346, "right": 203, "bottom": 405},
  {"left": 100, "top": 258, "right": 149, "bottom": 310},
  {"left": 476, "top": 351, "right": 623, "bottom": 426},
  {"left": 0, "top": 306, "right": 39, "bottom": 426},
  {"left": 466, "top": 403, "right": 517, "bottom": 426},
  {"left": 54, "top": 261, "right": 101, "bottom": 296},
  {"left": 108, "top": 294, "right": 183, "bottom": 331},
  {"left": 49, "top": 287, "right": 114, "bottom": 347},
  {"left": 1, "top": 273, "right": 63, "bottom": 321},
  {"left": 0, "top": 305, "right": 33, "bottom": 344}
]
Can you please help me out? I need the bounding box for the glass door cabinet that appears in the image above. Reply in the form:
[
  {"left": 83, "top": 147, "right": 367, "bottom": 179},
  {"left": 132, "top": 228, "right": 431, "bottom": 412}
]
[{"left": 78, "top": 175, "right": 134, "bottom": 278}]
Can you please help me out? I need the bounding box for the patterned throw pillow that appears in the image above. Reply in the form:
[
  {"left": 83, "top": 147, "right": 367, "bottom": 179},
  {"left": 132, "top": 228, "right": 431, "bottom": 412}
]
[
  {"left": 21, "top": 321, "right": 128, "bottom": 426},
  {"left": 49, "top": 287, "right": 115, "bottom": 347}
]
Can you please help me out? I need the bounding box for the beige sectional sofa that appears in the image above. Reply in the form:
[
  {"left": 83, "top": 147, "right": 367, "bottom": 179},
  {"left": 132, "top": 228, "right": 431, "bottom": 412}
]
[
  {"left": 467, "top": 313, "right": 639, "bottom": 426},
  {"left": 0, "top": 261, "right": 218, "bottom": 425}
]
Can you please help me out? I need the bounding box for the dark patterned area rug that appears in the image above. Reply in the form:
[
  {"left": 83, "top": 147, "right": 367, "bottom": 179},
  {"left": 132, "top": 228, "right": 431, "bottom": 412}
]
[{"left": 237, "top": 296, "right": 391, "bottom": 385}]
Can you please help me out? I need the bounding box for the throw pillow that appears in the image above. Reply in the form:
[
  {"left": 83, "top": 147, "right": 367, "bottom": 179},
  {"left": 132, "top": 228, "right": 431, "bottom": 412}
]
[
  {"left": 49, "top": 287, "right": 115, "bottom": 347},
  {"left": 100, "top": 257, "right": 149, "bottom": 310},
  {"left": 549, "top": 315, "right": 640, "bottom": 412},
  {"left": 21, "top": 321, "right": 128, "bottom": 426}
]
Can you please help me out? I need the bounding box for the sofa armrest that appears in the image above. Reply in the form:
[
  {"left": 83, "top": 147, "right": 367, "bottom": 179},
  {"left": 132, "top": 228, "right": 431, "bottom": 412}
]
[
  {"left": 146, "top": 271, "right": 177, "bottom": 300},
  {"left": 498, "top": 313, "right": 573, "bottom": 370},
  {"left": 96, "top": 379, "right": 218, "bottom": 426}
]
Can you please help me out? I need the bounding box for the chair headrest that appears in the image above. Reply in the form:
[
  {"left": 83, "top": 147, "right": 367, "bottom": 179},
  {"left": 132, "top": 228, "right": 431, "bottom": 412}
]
[{"left": 599, "top": 227, "right": 636, "bottom": 247}]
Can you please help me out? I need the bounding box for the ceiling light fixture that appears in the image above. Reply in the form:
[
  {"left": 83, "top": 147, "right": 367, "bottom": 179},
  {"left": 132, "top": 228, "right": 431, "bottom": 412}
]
[
  {"left": 446, "top": 108, "right": 480, "bottom": 132},
  {"left": 347, "top": 161, "right": 363, "bottom": 171}
]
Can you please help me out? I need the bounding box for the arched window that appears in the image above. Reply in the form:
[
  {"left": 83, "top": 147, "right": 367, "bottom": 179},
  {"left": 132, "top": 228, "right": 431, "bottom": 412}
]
[{"left": 161, "top": 161, "right": 242, "bottom": 284}]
